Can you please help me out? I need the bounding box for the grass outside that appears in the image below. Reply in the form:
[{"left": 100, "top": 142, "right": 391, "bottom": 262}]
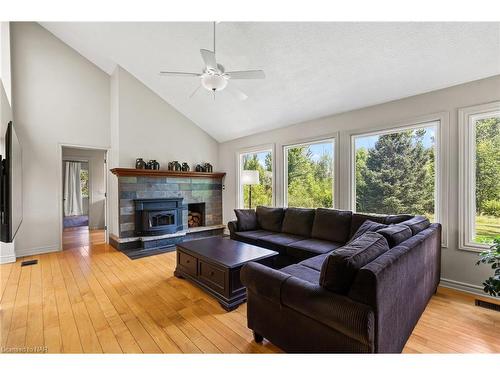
[{"left": 475, "top": 214, "right": 500, "bottom": 244}]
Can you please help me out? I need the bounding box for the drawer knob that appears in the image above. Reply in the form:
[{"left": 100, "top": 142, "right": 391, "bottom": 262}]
[
  {"left": 210, "top": 271, "right": 215, "bottom": 276},
  {"left": 186, "top": 260, "right": 190, "bottom": 264}
]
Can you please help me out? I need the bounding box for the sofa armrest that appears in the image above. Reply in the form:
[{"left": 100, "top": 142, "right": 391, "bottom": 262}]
[
  {"left": 241, "top": 262, "right": 291, "bottom": 302},
  {"left": 227, "top": 220, "right": 239, "bottom": 234},
  {"left": 281, "top": 277, "right": 375, "bottom": 346},
  {"left": 348, "top": 223, "right": 441, "bottom": 353}
]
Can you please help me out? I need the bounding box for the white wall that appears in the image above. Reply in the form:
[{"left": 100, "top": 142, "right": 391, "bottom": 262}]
[
  {"left": 10, "top": 23, "right": 220, "bottom": 246},
  {"left": 1, "top": 22, "right": 12, "bottom": 106},
  {"left": 116, "top": 67, "right": 219, "bottom": 169},
  {"left": 11, "top": 22, "right": 111, "bottom": 256},
  {"left": 218, "top": 74, "right": 500, "bottom": 294},
  {"left": 108, "top": 67, "right": 120, "bottom": 239},
  {"left": 62, "top": 147, "right": 106, "bottom": 229}
]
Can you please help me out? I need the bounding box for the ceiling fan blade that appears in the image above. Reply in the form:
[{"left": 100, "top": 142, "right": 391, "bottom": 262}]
[
  {"left": 189, "top": 84, "right": 202, "bottom": 99},
  {"left": 200, "top": 49, "right": 217, "bottom": 70},
  {"left": 226, "top": 85, "right": 248, "bottom": 101},
  {"left": 159, "top": 71, "right": 201, "bottom": 77},
  {"left": 225, "top": 70, "right": 265, "bottom": 79}
]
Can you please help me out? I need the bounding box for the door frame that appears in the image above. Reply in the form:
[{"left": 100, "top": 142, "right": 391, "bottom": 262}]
[{"left": 58, "top": 143, "right": 109, "bottom": 250}]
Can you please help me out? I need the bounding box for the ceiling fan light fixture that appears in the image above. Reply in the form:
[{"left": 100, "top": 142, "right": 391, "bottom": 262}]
[{"left": 201, "top": 74, "right": 228, "bottom": 92}]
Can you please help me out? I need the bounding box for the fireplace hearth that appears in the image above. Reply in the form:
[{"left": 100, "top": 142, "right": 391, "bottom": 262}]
[{"left": 134, "top": 198, "right": 183, "bottom": 236}]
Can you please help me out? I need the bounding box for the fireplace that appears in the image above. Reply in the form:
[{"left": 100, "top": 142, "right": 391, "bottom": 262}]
[
  {"left": 188, "top": 202, "right": 205, "bottom": 228},
  {"left": 134, "top": 198, "right": 183, "bottom": 236}
]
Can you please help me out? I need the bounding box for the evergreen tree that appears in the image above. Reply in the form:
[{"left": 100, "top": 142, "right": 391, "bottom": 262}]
[{"left": 358, "top": 130, "right": 434, "bottom": 216}]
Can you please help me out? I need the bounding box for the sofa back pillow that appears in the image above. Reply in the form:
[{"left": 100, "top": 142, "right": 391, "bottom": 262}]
[
  {"left": 349, "top": 219, "right": 387, "bottom": 243},
  {"left": 281, "top": 207, "right": 316, "bottom": 237},
  {"left": 234, "top": 209, "right": 258, "bottom": 231},
  {"left": 384, "top": 214, "right": 414, "bottom": 225},
  {"left": 311, "top": 208, "right": 352, "bottom": 243},
  {"left": 256, "top": 206, "right": 285, "bottom": 232},
  {"left": 349, "top": 213, "right": 387, "bottom": 238},
  {"left": 376, "top": 224, "right": 412, "bottom": 248},
  {"left": 398, "top": 216, "right": 430, "bottom": 235},
  {"left": 320, "top": 232, "right": 389, "bottom": 294}
]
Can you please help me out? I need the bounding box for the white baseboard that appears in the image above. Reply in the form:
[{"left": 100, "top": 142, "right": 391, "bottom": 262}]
[
  {"left": 15, "top": 245, "right": 60, "bottom": 258},
  {"left": 440, "top": 277, "right": 499, "bottom": 300},
  {"left": 0, "top": 253, "right": 16, "bottom": 264}
]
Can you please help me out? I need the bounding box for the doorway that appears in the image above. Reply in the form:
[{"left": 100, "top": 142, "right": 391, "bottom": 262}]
[{"left": 61, "top": 146, "right": 107, "bottom": 250}]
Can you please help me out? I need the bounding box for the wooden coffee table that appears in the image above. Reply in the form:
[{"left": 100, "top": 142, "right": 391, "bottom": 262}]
[{"left": 174, "top": 237, "right": 278, "bottom": 311}]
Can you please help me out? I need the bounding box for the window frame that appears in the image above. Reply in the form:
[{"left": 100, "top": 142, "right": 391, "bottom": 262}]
[
  {"left": 235, "top": 144, "right": 276, "bottom": 209},
  {"left": 348, "top": 113, "right": 449, "bottom": 247},
  {"left": 283, "top": 137, "right": 336, "bottom": 208},
  {"left": 458, "top": 102, "right": 500, "bottom": 252}
]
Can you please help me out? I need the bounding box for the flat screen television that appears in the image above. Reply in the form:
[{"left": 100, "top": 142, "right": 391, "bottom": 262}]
[{"left": 1, "top": 121, "right": 23, "bottom": 242}]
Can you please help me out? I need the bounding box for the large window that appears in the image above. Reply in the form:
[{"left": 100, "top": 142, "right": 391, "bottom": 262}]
[
  {"left": 460, "top": 103, "right": 500, "bottom": 249},
  {"left": 284, "top": 139, "right": 334, "bottom": 208},
  {"left": 238, "top": 148, "right": 273, "bottom": 209},
  {"left": 352, "top": 122, "right": 438, "bottom": 219}
]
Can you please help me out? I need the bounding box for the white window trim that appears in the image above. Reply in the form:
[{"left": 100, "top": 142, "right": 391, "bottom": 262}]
[
  {"left": 235, "top": 144, "right": 276, "bottom": 209},
  {"left": 347, "top": 112, "right": 449, "bottom": 248},
  {"left": 283, "top": 137, "right": 337, "bottom": 208},
  {"left": 458, "top": 101, "right": 500, "bottom": 252}
]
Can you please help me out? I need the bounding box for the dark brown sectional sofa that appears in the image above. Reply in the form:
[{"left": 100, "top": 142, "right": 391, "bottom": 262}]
[{"left": 228, "top": 206, "right": 441, "bottom": 353}]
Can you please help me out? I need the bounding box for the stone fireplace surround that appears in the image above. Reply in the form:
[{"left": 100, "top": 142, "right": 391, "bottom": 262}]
[{"left": 109, "top": 173, "right": 225, "bottom": 258}]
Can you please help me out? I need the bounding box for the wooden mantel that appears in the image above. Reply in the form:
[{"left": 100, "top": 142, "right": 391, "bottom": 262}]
[{"left": 110, "top": 168, "right": 226, "bottom": 179}]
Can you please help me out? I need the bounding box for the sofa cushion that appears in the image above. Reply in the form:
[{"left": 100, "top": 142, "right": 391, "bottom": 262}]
[
  {"left": 235, "top": 229, "right": 275, "bottom": 240},
  {"left": 349, "top": 220, "right": 387, "bottom": 242},
  {"left": 384, "top": 214, "right": 414, "bottom": 225},
  {"left": 311, "top": 208, "right": 352, "bottom": 244},
  {"left": 234, "top": 209, "right": 258, "bottom": 231},
  {"left": 280, "top": 264, "right": 321, "bottom": 284},
  {"left": 399, "top": 216, "right": 430, "bottom": 235},
  {"left": 376, "top": 224, "right": 412, "bottom": 248},
  {"left": 287, "top": 239, "right": 342, "bottom": 261},
  {"left": 320, "top": 232, "right": 389, "bottom": 294},
  {"left": 259, "top": 233, "right": 305, "bottom": 255},
  {"left": 300, "top": 253, "right": 330, "bottom": 271},
  {"left": 350, "top": 213, "right": 387, "bottom": 238},
  {"left": 256, "top": 206, "right": 285, "bottom": 232},
  {"left": 281, "top": 207, "right": 316, "bottom": 237}
]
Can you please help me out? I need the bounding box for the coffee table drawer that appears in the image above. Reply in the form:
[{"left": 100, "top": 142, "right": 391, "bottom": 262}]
[
  {"left": 178, "top": 251, "right": 197, "bottom": 276},
  {"left": 199, "top": 261, "right": 226, "bottom": 292}
]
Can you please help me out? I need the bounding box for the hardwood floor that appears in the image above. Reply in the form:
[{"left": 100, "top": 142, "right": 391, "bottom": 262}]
[
  {"left": 62, "top": 227, "right": 105, "bottom": 250},
  {"left": 1, "top": 241, "right": 499, "bottom": 353}
]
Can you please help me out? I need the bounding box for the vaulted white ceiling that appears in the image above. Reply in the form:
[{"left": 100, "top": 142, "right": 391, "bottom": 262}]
[{"left": 40, "top": 22, "right": 500, "bottom": 142}]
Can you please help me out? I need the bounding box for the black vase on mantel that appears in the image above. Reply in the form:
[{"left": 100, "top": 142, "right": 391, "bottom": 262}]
[
  {"left": 146, "top": 160, "right": 160, "bottom": 170},
  {"left": 181, "top": 162, "right": 190, "bottom": 172},
  {"left": 173, "top": 161, "right": 182, "bottom": 171},
  {"left": 204, "top": 162, "right": 213, "bottom": 173},
  {"left": 135, "top": 158, "right": 146, "bottom": 169}
]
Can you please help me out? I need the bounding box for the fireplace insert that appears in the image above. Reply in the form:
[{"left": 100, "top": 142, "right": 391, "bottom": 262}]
[{"left": 134, "top": 198, "right": 183, "bottom": 236}]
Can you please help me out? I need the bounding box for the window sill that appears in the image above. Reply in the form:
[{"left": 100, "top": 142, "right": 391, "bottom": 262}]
[{"left": 458, "top": 243, "right": 491, "bottom": 253}]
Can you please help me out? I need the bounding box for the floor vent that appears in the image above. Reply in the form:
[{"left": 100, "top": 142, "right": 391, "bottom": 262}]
[
  {"left": 21, "top": 259, "right": 38, "bottom": 267},
  {"left": 475, "top": 299, "right": 500, "bottom": 312}
]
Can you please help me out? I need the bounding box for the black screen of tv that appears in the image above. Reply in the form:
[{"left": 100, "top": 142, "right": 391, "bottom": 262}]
[{"left": 1, "top": 121, "right": 23, "bottom": 242}]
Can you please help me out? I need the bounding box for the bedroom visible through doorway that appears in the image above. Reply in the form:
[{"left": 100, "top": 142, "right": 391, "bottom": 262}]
[{"left": 62, "top": 147, "right": 107, "bottom": 250}]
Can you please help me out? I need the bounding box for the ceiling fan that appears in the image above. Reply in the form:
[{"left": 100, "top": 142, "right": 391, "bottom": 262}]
[{"left": 159, "top": 22, "right": 265, "bottom": 100}]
